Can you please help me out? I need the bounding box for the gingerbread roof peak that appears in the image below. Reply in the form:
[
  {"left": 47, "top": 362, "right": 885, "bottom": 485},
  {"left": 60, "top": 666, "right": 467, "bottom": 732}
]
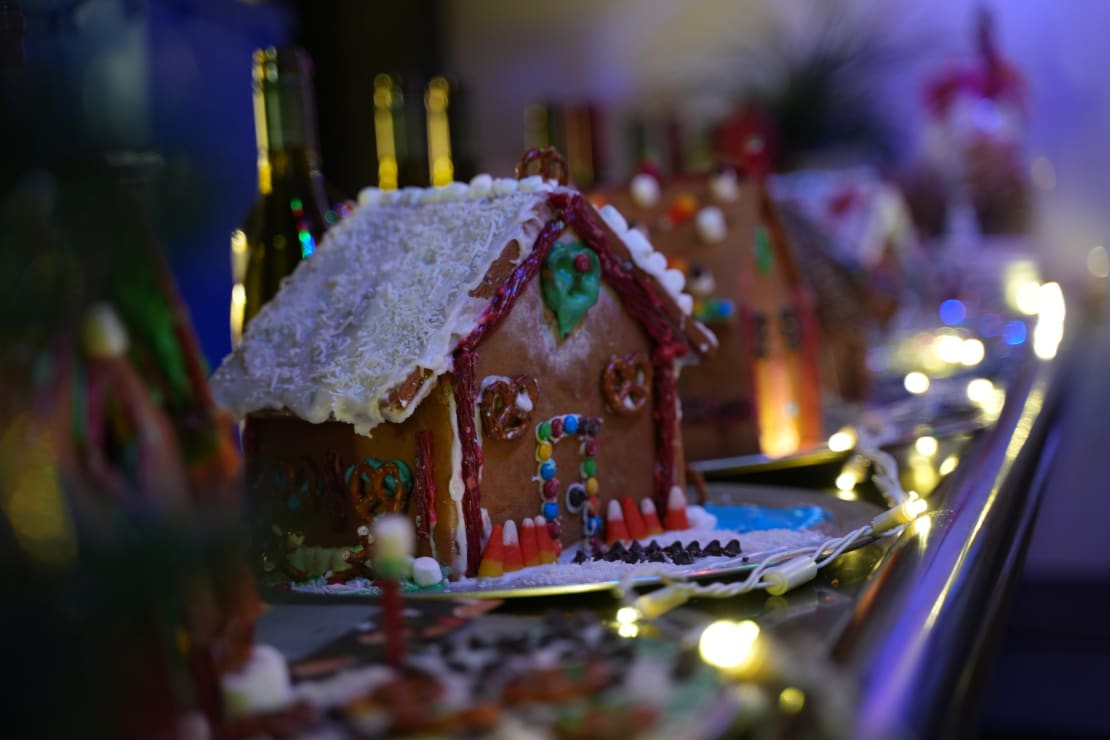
[{"left": 210, "top": 175, "right": 710, "bottom": 436}]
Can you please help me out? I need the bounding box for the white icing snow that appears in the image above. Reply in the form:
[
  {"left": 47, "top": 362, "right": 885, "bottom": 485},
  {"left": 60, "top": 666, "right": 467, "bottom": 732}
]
[{"left": 211, "top": 189, "right": 551, "bottom": 435}]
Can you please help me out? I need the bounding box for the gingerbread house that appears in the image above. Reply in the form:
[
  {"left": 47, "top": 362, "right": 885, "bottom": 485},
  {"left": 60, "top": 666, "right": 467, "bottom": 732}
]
[
  {"left": 210, "top": 150, "right": 715, "bottom": 580},
  {"left": 771, "top": 169, "right": 925, "bottom": 402},
  {"left": 593, "top": 168, "right": 823, "bottom": 461}
]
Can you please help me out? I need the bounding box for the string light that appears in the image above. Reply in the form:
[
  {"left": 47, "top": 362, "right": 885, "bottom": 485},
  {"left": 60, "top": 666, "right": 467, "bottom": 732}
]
[
  {"left": 914, "top": 436, "right": 938, "bottom": 457},
  {"left": 959, "top": 338, "right": 985, "bottom": 367},
  {"left": 827, "top": 427, "right": 857, "bottom": 453},
  {"left": 938, "top": 455, "right": 959, "bottom": 476},
  {"left": 699, "top": 620, "right": 762, "bottom": 676},
  {"left": 1033, "top": 282, "right": 1066, "bottom": 360},
  {"left": 778, "top": 687, "right": 806, "bottom": 714},
  {"left": 966, "top": 378, "right": 995, "bottom": 404},
  {"left": 904, "top": 372, "right": 930, "bottom": 395}
]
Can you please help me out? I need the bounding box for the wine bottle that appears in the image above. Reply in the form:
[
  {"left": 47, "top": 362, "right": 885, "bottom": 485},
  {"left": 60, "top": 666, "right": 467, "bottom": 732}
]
[{"left": 230, "top": 46, "right": 347, "bottom": 344}]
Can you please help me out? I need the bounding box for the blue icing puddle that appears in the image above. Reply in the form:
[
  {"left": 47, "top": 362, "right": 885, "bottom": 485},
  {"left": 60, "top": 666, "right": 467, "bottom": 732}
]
[{"left": 704, "top": 504, "right": 830, "bottom": 533}]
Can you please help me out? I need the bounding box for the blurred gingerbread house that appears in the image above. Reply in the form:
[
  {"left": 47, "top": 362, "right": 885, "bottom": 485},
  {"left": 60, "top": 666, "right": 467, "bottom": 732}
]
[
  {"left": 593, "top": 167, "right": 823, "bottom": 461},
  {"left": 771, "top": 167, "right": 924, "bottom": 401}
]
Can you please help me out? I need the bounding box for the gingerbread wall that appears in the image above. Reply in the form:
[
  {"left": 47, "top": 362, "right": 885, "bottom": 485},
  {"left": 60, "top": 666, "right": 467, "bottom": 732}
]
[
  {"left": 244, "top": 375, "right": 459, "bottom": 564},
  {"left": 473, "top": 233, "right": 658, "bottom": 549},
  {"left": 598, "top": 176, "right": 822, "bottom": 460}
]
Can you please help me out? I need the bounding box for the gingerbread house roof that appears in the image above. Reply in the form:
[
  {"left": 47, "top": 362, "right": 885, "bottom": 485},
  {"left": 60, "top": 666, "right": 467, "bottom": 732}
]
[{"left": 211, "top": 175, "right": 714, "bottom": 436}]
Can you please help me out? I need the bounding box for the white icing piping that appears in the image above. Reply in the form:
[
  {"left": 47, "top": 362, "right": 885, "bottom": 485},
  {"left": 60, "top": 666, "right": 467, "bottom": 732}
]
[
  {"left": 359, "top": 173, "right": 558, "bottom": 208},
  {"left": 596, "top": 203, "right": 695, "bottom": 315},
  {"left": 446, "top": 391, "right": 468, "bottom": 576}
]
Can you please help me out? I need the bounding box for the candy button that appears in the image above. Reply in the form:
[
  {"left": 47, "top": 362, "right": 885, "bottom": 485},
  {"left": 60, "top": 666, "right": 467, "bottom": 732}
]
[
  {"left": 551, "top": 417, "right": 564, "bottom": 437},
  {"left": 573, "top": 253, "right": 592, "bottom": 273},
  {"left": 540, "top": 460, "right": 557, "bottom": 480},
  {"left": 537, "top": 442, "right": 553, "bottom": 461},
  {"left": 543, "top": 501, "right": 559, "bottom": 520},
  {"left": 537, "top": 421, "right": 552, "bottom": 441},
  {"left": 586, "top": 477, "right": 599, "bottom": 496},
  {"left": 563, "top": 414, "right": 579, "bottom": 434},
  {"left": 585, "top": 515, "right": 602, "bottom": 536},
  {"left": 584, "top": 438, "right": 598, "bottom": 457},
  {"left": 547, "top": 520, "right": 561, "bottom": 540},
  {"left": 581, "top": 458, "right": 597, "bottom": 477},
  {"left": 543, "top": 478, "right": 560, "bottom": 499}
]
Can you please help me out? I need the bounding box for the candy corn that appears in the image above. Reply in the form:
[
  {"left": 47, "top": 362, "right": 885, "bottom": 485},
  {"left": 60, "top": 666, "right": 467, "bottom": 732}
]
[
  {"left": 622, "top": 496, "right": 647, "bottom": 540},
  {"left": 664, "top": 486, "right": 689, "bottom": 531},
  {"left": 641, "top": 497, "right": 664, "bottom": 535},
  {"left": 478, "top": 523, "right": 504, "bottom": 578},
  {"left": 534, "top": 515, "right": 557, "bottom": 564},
  {"left": 520, "top": 518, "right": 540, "bottom": 567},
  {"left": 606, "top": 498, "right": 630, "bottom": 545},
  {"left": 502, "top": 520, "right": 524, "bottom": 572}
]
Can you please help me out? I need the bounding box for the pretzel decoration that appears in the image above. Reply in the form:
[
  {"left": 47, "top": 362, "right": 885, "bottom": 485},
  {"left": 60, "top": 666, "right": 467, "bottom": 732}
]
[
  {"left": 348, "top": 459, "right": 410, "bottom": 521},
  {"left": 515, "top": 146, "right": 569, "bottom": 186},
  {"left": 480, "top": 376, "right": 539, "bottom": 441},
  {"left": 602, "top": 352, "right": 653, "bottom": 416}
]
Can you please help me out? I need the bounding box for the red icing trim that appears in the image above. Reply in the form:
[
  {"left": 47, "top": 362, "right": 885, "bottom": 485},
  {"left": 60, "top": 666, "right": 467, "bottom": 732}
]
[
  {"left": 413, "top": 430, "right": 437, "bottom": 541},
  {"left": 457, "top": 217, "right": 568, "bottom": 353},
  {"left": 451, "top": 349, "right": 484, "bottom": 576},
  {"left": 454, "top": 214, "right": 569, "bottom": 576},
  {"left": 652, "top": 350, "right": 678, "bottom": 510},
  {"left": 559, "top": 194, "right": 689, "bottom": 355}
]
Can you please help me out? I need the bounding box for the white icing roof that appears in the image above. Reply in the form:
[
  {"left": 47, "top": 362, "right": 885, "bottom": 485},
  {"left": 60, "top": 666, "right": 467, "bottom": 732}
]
[{"left": 211, "top": 176, "right": 705, "bottom": 436}]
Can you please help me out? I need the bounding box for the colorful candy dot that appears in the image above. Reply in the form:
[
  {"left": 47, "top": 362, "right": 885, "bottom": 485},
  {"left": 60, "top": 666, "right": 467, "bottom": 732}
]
[
  {"left": 586, "top": 477, "right": 599, "bottom": 496},
  {"left": 581, "top": 458, "right": 597, "bottom": 477},
  {"left": 543, "top": 501, "right": 559, "bottom": 520},
  {"left": 574, "top": 253, "right": 592, "bottom": 273},
  {"left": 585, "top": 516, "right": 602, "bottom": 536},
  {"left": 543, "top": 478, "right": 560, "bottom": 499},
  {"left": 584, "top": 438, "right": 598, "bottom": 457},
  {"left": 537, "top": 442, "right": 553, "bottom": 461},
  {"left": 537, "top": 421, "right": 552, "bottom": 441},
  {"left": 551, "top": 417, "right": 564, "bottom": 437},
  {"left": 540, "top": 460, "right": 557, "bottom": 480},
  {"left": 547, "top": 520, "right": 561, "bottom": 540},
  {"left": 563, "top": 414, "right": 579, "bottom": 434}
]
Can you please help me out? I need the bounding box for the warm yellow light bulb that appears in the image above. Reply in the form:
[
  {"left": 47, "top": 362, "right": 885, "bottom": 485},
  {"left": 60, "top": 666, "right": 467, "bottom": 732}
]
[
  {"left": 827, "top": 427, "right": 857, "bottom": 453},
  {"left": 935, "top": 333, "right": 964, "bottom": 364},
  {"left": 904, "top": 372, "right": 930, "bottom": 395},
  {"left": 939, "top": 455, "right": 959, "bottom": 476},
  {"left": 1015, "top": 281, "right": 1042, "bottom": 315},
  {"left": 966, "top": 378, "right": 994, "bottom": 404},
  {"left": 699, "top": 620, "right": 762, "bottom": 674},
  {"left": 616, "top": 606, "right": 639, "bottom": 625},
  {"left": 914, "top": 436, "right": 938, "bottom": 457},
  {"left": 835, "top": 472, "right": 857, "bottom": 492},
  {"left": 905, "top": 497, "right": 928, "bottom": 519},
  {"left": 778, "top": 687, "right": 806, "bottom": 714},
  {"left": 618, "top": 622, "right": 639, "bottom": 639},
  {"left": 959, "top": 338, "right": 986, "bottom": 366}
]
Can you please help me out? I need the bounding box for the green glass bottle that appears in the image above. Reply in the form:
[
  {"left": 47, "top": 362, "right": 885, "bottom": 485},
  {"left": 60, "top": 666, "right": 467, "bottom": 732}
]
[{"left": 231, "top": 46, "right": 347, "bottom": 344}]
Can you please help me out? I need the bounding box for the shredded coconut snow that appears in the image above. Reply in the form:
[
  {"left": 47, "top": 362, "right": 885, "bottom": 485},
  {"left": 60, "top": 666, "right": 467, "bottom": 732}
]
[
  {"left": 212, "top": 174, "right": 704, "bottom": 434},
  {"left": 212, "top": 189, "right": 550, "bottom": 434}
]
